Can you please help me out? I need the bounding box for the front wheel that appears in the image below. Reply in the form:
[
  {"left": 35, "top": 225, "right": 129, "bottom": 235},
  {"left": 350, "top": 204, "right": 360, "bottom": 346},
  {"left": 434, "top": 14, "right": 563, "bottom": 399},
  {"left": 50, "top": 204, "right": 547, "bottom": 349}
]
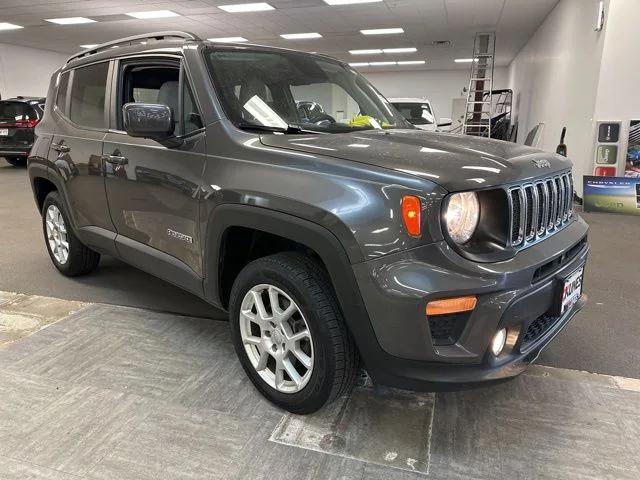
[
  {"left": 42, "top": 191, "right": 101, "bottom": 276},
  {"left": 229, "top": 252, "right": 357, "bottom": 414}
]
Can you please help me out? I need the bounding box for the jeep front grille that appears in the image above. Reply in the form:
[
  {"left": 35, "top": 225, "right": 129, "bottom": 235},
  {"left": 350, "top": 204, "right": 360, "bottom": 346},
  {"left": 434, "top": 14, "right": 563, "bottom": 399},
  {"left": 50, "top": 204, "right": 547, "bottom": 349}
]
[{"left": 508, "top": 172, "right": 573, "bottom": 247}]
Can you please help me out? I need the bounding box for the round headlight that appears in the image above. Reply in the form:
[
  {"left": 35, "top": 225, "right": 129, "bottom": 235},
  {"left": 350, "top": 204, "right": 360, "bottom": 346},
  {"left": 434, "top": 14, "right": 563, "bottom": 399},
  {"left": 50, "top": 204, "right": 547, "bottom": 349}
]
[{"left": 445, "top": 192, "right": 480, "bottom": 244}]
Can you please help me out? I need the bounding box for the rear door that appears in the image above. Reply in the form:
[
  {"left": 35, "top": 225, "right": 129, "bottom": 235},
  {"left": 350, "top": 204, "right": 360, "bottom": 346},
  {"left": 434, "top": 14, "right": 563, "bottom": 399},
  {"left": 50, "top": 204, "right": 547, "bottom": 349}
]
[
  {"left": 47, "top": 62, "right": 116, "bottom": 245},
  {"left": 103, "top": 55, "right": 207, "bottom": 288}
]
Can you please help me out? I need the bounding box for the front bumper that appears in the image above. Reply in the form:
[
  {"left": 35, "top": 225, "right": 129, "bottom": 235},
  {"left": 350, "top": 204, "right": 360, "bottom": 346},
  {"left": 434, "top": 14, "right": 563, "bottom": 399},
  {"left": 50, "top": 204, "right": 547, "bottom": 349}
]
[{"left": 352, "top": 215, "right": 589, "bottom": 390}]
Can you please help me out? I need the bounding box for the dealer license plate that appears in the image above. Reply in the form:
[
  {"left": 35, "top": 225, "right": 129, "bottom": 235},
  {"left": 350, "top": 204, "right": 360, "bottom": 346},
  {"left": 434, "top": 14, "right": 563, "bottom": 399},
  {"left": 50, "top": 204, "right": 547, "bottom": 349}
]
[
  {"left": 0, "top": 129, "right": 8, "bottom": 136},
  {"left": 560, "top": 267, "right": 584, "bottom": 315}
]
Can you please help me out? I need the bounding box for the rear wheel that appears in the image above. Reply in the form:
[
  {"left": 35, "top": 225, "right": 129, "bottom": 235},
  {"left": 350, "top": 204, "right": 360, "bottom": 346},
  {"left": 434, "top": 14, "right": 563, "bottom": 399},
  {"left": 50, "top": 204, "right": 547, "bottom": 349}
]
[
  {"left": 229, "top": 252, "right": 357, "bottom": 414},
  {"left": 42, "top": 191, "right": 100, "bottom": 276},
  {"left": 5, "top": 156, "right": 26, "bottom": 167}
]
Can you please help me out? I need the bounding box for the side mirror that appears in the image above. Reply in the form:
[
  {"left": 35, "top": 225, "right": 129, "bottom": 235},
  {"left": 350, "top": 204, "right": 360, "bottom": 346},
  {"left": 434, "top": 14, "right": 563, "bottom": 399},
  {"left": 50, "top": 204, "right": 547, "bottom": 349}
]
[
  {"left": 122, "top": 103, "right": 182, "bottom": 147},
  {"left": 437, "top": 117, "right": 452, "bottom": 127}
]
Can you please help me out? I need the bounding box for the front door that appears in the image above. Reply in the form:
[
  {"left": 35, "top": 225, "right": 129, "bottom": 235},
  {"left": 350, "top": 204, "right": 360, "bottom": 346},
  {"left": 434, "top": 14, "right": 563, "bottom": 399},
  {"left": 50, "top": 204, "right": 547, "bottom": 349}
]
[{"left": 103, "top": 56, "right": 207, "bottom": 285}]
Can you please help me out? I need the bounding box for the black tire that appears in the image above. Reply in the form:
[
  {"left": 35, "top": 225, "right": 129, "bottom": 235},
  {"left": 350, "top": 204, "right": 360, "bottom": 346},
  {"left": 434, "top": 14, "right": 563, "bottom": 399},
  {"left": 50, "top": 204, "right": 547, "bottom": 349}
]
[
  {"left": 42, "top": 191, "right": 100, "bottom": 276},
  {"left": 229, "top": 252, "right": 358, "bottom": 414},
  {"left": 5, "top": 156, "right": 26, "bottom": 167}
]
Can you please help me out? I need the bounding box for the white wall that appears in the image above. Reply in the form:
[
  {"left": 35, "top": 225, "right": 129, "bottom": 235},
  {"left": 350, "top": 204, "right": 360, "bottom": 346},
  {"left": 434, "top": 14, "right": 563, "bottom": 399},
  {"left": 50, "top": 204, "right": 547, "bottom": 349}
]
[
  {"left": 592, "top": 0, "right": 640, "bottom": 175},
  {"left": 364, "top": 68, "right": 509, "bottom": 122},
  {"left": 0, "top": 43, "right": 67, "bottom": 99},
  {"left": 507, "top": 0, "right": 608, "bottom": 192}
]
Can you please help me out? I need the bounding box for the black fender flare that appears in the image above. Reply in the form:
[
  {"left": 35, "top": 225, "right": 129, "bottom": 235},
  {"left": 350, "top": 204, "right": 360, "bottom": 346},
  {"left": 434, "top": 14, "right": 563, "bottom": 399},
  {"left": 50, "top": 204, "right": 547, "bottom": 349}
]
[{"left": 202, "top": 203, "right": 385, "bottom": 369}]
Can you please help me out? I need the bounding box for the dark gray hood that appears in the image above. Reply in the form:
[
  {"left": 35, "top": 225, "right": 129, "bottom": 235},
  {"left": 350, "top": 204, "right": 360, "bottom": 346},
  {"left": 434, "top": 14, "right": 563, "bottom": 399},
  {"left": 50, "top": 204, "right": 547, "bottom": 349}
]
[{"left": 260, "top": 129, "right": 572, "bottom": 191}]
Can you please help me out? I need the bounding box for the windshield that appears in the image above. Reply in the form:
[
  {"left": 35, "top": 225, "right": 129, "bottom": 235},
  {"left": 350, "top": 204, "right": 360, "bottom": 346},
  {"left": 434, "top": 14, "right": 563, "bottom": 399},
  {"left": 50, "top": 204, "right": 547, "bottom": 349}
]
[
  {"left": 205, "top": 46, "right": 412, "bottom": 133},
  {"left": 391, "top": 102, "right": 434, "bottom": 125}
]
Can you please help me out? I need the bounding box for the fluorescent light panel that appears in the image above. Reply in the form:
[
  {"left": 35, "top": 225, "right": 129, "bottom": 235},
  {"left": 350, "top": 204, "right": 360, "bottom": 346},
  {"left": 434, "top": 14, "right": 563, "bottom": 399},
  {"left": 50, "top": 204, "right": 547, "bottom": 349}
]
[
  {"left": 361, "top": 28, "right": 404, "bottom": 35},
  {"left": 369, "top": 61, "right": 396, "bottom": 66},
  {"left": 324, "top": 0, "right": 382, "bottom": 4},
  {"left": 349, "top": 62, "right": 369, "bottom": 67},
  {"left": 46, "top": 17, "right": 96, "bottom": 25},
  {"left": 280, "top": 32, "right": 322, "bottom": 39},
  {"left": 126, "top": 10, "right": 180, "bottom": 19},
  {"left": 208, "top": 36, "right": 249, "bottom": 42},
  {"left": 218, "top": 3, "right": 274, "bottom": 13},
  {"left": 397, "top": 60, "right": 426, "bottom": 65},
  {"left": 382, "top": 47, "right": 416, "bottom": 53},
  {"left": 455, "top": 58, "right": 479, "bottom": 63},
  {"left": 349, "top": 49, "right": 383, "bottom": 55},
  {"left": 80, "top": 44, "right": 99, "bottom": 49},
  {"left": 0, "top": 23, "right": 23, "bottom": 31}
]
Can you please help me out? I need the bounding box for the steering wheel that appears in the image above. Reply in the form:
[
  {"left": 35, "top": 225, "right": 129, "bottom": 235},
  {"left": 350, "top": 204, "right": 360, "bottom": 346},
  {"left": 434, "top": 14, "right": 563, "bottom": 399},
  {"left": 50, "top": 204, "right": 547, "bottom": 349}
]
[{"left": 308, "top": 113, "right": 336, "bottom": 126}]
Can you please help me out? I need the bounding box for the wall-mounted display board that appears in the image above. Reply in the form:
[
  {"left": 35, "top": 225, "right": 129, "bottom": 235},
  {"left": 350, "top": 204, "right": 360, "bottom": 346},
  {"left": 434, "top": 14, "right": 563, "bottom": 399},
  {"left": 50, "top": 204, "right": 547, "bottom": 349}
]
[
  {"left": 624, "top": 120, "right": 640, "bottom": 177},
  {"left": 593, "top": 121, "right": 622, "bottom": 177},
  {"left": 583, "top": 175, "right": 640, "bottom": 215}
]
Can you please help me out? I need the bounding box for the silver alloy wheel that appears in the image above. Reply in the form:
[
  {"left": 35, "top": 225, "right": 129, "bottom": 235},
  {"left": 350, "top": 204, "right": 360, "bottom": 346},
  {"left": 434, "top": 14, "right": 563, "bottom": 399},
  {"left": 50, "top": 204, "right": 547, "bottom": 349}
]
[
  {"left": 239, "top": 284, "right": 314, "bottom": 393},
  {"left": 45, "top": 205, "right": 69, "bottom": 265}
]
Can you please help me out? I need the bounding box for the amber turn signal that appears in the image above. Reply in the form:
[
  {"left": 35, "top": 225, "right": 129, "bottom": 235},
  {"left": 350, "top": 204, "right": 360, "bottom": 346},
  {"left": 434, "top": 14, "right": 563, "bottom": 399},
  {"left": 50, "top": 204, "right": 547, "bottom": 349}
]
[
  {"left": 402, "top": 195, "right": 422, "bottom": 237},
  {"left": 426, "top": 296, "right": 477, "bottom": 316}
]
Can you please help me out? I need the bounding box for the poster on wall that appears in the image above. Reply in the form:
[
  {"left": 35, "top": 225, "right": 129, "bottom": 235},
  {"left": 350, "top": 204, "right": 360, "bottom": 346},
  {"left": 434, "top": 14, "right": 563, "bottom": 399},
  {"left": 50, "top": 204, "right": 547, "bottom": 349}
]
[
  {"left": 583, "top": 176, "right": 640, "bottom": 215},
  {"left": 625, "top": 120, "right": 640, "bottom": 177}
]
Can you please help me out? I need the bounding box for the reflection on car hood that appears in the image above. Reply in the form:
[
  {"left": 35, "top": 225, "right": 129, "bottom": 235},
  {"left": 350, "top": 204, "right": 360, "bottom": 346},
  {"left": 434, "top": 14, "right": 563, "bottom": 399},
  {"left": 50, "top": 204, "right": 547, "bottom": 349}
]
[{"left": 259, "top": 129, "right": 573, "bottom": 191}]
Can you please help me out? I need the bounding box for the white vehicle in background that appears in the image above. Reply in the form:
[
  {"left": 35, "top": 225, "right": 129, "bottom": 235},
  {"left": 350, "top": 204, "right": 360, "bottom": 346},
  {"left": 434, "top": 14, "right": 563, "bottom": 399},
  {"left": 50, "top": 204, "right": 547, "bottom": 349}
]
[{"left": 389, "top": 98, "right": 443, "bottom": 132}]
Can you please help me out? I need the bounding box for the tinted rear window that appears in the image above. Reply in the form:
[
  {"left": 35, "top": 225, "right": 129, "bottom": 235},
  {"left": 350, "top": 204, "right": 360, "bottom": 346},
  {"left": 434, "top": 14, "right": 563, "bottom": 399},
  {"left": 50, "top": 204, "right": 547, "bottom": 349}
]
[
  {"left": 69, "top": 62, "right": 109, "bottom": 129},
  {"left": 0, "top": 101, "right": 37, "bottom": 120}
]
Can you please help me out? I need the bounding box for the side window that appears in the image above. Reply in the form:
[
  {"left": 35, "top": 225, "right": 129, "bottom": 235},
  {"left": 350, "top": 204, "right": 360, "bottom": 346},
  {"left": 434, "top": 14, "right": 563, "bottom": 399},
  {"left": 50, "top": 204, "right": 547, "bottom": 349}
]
[
  {"left": 55, "top": 72, "right": 70, "bottom": 115},
  {"left": 182, "top": 80, "right": 203, "bottom": 135},
  {"left": 69, "top": 62, "right": 108, "bottom": 129},
  {"left": 118, "top": 62, "right": 180, "bottom": 134}
]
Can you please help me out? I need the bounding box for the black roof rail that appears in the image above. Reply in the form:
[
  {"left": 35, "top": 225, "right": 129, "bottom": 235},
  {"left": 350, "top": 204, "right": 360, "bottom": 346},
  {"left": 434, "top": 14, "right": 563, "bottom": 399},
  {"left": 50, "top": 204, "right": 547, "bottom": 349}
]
[{"left": 66, "top": 31, "right": 201, "bottom": 64}]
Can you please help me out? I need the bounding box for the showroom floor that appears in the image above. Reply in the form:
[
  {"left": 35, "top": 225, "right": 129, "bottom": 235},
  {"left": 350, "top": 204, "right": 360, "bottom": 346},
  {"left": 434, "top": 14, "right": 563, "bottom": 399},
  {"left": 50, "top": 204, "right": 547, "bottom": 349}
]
[
  {"left": 2, "top": 160, "right": 640, "bottom": 479},
  {"left": 1, "top": 292, "right": 639, "bottom": 479}
]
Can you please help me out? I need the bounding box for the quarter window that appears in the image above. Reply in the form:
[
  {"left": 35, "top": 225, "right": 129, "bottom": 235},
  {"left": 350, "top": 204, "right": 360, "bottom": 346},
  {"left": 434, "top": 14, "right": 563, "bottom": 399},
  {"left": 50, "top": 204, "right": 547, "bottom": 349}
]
[
  {"left": 69, "top": 62, "right": 109, "bottom": 129},
  {"left": 183, "top": 81, "right": 203, "bottom": 135},
  {"left": 55, "top": 72, "right": 70, "bottom": 115}
]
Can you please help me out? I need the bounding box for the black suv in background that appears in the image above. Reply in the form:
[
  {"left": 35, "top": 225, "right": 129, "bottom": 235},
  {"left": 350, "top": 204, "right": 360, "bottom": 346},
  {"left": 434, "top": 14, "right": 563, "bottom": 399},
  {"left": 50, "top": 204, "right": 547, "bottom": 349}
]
[
  {"left": 28, "top": 32, "right": 588, "bottom": 414},
  {"left": 0, "top": 97, "right": 45, "bottom": 167}
]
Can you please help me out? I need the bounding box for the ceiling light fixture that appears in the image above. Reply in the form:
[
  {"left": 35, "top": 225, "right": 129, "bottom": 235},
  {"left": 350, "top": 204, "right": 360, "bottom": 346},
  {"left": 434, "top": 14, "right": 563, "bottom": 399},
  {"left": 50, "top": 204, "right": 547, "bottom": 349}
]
[
  {"left": 80, "top": 44, "right": 99, "bottom": 49},
  {"left": 0, "top": 23, "right": 23, "bottom": 31},
  {"left": 349, "top": 49, "right": 383, "bottom": 55},
  {"left": 369, "top": 61, "right": 397, "bottom": 66},
  {"left": 46, "top": 17, "right": 96, "bottom": 25},
  {"left": 349, "top": 62, "right": 369, "bottom": 67},
  {"left": 361, "top": 28, "right": 404, "bottom": 35},
  {"left": 208, "top": 36, "right": 249, "bottom": 42},
  {"left": 280, "top": 32, "right": 322, "bottom": 39},
  {"left": 382, "top": 47, "right": 417, "bottom": 54},
  {"left": 324, "top": 0, "right": 382, "bottom": 5},
  {"left": 126, "top": 10, "right": 180, "bottom": 19},
  {"left": 218, "top": 3, "right": 274, "bottom": 13},
  {"left": 397, "top": 60, "right": 426, "bottom": 65},
  {"left": 454, "top": 58, "right": 479, "bottom": 63}
]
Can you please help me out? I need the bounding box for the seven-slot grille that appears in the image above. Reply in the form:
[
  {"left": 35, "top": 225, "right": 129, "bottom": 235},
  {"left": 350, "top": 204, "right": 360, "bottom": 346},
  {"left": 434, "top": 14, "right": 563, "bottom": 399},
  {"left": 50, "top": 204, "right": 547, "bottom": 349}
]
[{"left": 508, "top": 172, "right": 573, "bottom": 247}]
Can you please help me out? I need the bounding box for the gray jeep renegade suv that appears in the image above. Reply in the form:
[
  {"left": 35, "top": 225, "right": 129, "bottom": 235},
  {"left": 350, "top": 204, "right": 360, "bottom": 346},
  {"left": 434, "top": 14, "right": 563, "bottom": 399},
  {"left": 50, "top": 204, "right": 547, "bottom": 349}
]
[{"left": 28, "top": 32, "right": 588, "bottom": 414}]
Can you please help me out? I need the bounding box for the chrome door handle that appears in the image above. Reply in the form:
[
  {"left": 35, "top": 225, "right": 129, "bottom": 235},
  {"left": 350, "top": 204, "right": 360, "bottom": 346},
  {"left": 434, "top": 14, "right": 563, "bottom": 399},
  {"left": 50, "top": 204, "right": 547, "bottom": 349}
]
[
  {"left": 51, "top": 143, "right": 70, "bottom": 153},
  {"left": 103, "top": 155, "right": 129, "bottom": 166}
]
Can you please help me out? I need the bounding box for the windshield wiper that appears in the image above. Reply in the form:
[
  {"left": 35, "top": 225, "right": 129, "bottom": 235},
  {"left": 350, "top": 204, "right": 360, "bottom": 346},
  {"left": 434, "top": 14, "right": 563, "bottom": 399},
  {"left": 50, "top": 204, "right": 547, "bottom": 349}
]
[{"left": 236, "top": 122, "right": 316, "bottom": 134}]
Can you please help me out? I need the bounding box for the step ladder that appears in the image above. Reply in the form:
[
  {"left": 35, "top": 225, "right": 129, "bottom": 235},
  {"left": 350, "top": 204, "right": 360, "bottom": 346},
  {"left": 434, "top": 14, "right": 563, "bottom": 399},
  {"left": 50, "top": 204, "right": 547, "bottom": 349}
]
[{"left": 462, "top": 32, "right": 496, "bottom": 138}]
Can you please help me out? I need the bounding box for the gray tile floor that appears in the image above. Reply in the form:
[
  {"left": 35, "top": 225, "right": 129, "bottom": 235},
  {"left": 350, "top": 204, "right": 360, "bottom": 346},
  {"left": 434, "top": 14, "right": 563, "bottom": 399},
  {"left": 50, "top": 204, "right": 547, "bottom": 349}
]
[{"left": 0, "top": 294, "right": 639, "bottom": 480}]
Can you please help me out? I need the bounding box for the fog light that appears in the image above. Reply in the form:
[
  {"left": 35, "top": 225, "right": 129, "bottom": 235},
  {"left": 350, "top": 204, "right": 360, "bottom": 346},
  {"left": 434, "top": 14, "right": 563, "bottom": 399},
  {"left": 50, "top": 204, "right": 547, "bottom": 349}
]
[{"left": 491, "top": 328, "right": 507, "bottom": 356}]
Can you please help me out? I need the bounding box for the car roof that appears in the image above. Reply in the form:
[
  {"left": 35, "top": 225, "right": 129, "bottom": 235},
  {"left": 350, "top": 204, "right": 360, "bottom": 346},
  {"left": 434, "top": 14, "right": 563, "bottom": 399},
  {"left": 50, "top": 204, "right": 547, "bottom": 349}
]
[
  {"left": 388, "top": 98, "right": 432, "bottom": 104},
  {"left": 64, "top": 30, "right": 345, "bottom": 70},
  {"left": 2, "top": 97, "right": 45, "bottom": 103}
]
